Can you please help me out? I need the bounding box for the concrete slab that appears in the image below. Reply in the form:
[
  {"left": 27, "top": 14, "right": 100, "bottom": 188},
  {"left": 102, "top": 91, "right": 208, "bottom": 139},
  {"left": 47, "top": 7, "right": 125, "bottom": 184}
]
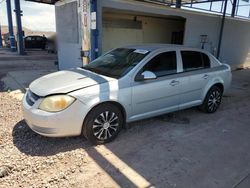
[
  {"left": 0, "top": 55, "right": 57, "bottom": 99},
  {"left": 0, "top": 60, "right": 58, "bottom": 72},
  {"left": 8, "top": 69, "right": 55, "bottom": 90},
  {"left": 1, "top": 69, "right": 56, "bottom": 100},
  {"left": 0, "top": 48, "right": 57, "bottom": 61},
  {"left": 88, "top": 107, "right": 250, "bottom": 187},
  {"left": 236, "top": 173, "right": 250, "bottom": 188}
]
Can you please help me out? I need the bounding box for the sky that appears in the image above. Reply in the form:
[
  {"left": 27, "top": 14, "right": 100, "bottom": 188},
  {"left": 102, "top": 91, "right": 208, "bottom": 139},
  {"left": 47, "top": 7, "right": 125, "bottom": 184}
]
[
  {"left": 0, "top": 0, "right": 55, "bottom": 32},
  {"left": 182, "top": 0, "right": 250, "bottom": 18}
]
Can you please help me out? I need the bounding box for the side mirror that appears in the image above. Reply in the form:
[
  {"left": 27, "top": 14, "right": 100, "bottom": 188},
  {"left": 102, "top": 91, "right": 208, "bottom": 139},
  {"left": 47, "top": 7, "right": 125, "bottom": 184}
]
[{"left": 141, "top": 71, "right": 157, "bottom": 80}]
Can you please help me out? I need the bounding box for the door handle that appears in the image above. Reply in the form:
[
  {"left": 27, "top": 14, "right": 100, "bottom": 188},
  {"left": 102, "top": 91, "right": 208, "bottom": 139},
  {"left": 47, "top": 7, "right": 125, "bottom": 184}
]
[
  {"left": 170, "top": 80, "right": 180, "bottom": 86},
  {"left": 203, "top": 74, "right": 209, "bottom": 79}
]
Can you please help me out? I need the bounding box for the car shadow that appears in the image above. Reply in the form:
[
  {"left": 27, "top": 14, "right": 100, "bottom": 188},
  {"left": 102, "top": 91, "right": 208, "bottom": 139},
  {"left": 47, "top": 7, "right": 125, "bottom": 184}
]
[
  {"left": 11, "top": 108, "right": 225, "bottom": 187},
  {"left": 13, "top": 110, "right": 191, "bottom": 157},
  {"left": 12, "top": 120, "right": 92, "bottom": 156}
]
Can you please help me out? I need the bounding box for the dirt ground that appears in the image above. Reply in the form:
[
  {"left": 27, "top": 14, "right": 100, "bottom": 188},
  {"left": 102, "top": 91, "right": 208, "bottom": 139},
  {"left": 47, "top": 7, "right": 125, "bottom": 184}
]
[{"left": 0, "top": 58, "right": 250, "bottom": 187}]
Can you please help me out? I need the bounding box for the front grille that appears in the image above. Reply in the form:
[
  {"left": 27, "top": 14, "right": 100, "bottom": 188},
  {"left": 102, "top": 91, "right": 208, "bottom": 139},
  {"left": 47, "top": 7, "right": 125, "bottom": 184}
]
[{"left": 26, "top": 90, "right": 40, "bottom": 106}]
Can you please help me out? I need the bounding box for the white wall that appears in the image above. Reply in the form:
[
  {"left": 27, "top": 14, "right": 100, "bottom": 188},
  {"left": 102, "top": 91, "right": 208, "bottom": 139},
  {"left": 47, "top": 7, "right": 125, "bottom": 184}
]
[
  {"left": 98, "top": 0, "right": 250, "bottom": 68},
  {"left": 54, "top": 0, "right": 250, "bottom": 69},
  {"left": 220, "top": 18, "right": 250, "bottom": 68},
  {"left": 141, "top": 17, "right": 184, "bottom": 43},
  {"left": 98, "top": 0, "right": 221, "bottom": 54},
  {"left": 102, "top": 12, "right": 184, "bottom": 52},
  {"left": 55, "top": 0, "right": 82, "bottom": 70}
]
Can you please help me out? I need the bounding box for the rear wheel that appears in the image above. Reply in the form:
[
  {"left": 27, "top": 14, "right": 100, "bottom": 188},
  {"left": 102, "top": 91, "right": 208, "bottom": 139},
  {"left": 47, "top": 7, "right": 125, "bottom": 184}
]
[
  {"left": 199, "top": 86, "right": 223, "bottom": 113},
  {"left": 83, "top": 104, "right": 123, "bottom": 145}
]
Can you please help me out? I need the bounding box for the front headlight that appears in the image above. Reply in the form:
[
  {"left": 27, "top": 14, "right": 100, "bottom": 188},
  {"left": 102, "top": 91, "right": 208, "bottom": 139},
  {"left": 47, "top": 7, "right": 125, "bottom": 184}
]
[{"left": 39, "top": 95, "right": 75, "bottom": 112}]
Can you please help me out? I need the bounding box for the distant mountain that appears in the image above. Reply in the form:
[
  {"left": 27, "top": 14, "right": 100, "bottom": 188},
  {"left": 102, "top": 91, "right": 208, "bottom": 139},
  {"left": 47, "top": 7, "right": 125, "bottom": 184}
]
[{"left": 1, "top": 25, "right": 55, "bottom": 37}]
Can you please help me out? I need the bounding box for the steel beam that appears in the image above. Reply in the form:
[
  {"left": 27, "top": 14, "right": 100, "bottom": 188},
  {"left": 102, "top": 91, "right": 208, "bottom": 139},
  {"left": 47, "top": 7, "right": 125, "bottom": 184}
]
[
  {"left": 6, "top": 0, "right": 16, "bottom": 51},
  {"left": 181, "top": 0, "right": 223, "bottom": 5},
  {"left": 25, "top": 0, "right": 58, "bottom": 5},
  {"left": 14, "top": 0, "right": 25, "bottom": 55}
]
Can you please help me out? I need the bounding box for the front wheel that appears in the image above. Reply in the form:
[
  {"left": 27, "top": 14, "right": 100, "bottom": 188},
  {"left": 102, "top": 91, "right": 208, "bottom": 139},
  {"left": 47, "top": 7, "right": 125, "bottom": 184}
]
[
  {"left": 199, "top": 86, "right": 223, "bottom": 113},
  {"left": 82, "top": 104, "right": 123, "bottom": 145}
]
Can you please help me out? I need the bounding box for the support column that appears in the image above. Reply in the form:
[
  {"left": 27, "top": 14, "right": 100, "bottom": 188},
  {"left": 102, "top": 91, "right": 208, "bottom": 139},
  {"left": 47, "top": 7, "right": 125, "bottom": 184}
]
[
  {"left": 176, "top": 0, "right": 182, "bottom": 8},
  {"left": 217, "top": 0, "right": 228, "bottom": 59},
  {"left": 81, "top": 0, "right": 91, "bottom": 65},
  {"left": 6, "top": 0, "right": 16, "bottom": 51},
  {"left": 90, "top": 0, "right": 98, "bottom": 60},
  {"left": 231, "top": 0, "right": 237, "bottom": 17},
  {"left": 14, "top": 0, "right": 25, "bottom": 55},
  {"left": 0, "top": 21, "right": 3, "bottom": 47}
]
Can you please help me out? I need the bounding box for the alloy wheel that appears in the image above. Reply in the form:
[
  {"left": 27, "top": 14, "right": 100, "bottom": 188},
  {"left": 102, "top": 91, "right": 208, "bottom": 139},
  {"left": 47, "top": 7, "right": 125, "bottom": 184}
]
[
  {"left": 208, "top": 90, "right": 221, "bottom": 112},
  {"left": 92, "top": 111, "right": 119, "bottom": 140}
]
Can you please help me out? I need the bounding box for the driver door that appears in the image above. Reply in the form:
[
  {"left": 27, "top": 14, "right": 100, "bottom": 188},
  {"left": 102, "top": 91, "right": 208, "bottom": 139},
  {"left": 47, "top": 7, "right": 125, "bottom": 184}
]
[{"left": 130, "top": 51, "right": 181, "bottom": 121}]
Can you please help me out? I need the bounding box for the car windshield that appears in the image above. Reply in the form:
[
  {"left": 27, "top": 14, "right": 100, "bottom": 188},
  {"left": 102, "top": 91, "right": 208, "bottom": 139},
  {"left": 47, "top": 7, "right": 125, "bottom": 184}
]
[{"left": 82, "top": 48, "right": 150, "bottom": 78}]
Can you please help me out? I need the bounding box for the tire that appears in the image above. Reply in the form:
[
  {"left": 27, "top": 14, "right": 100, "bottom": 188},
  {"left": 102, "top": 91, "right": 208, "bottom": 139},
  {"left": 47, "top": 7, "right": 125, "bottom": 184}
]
[
  {"left": 199, "top": 86, "right": 223, "bottom": 113},
  {"left": 82, "top": 103, "right": 123, "bottom": 145}
]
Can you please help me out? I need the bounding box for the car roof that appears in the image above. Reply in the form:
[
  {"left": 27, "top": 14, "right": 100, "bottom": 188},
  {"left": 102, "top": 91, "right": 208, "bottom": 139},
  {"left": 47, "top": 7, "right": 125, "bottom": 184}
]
[{"left": 124, "top": 44, "right": 205, "bottom": 53}]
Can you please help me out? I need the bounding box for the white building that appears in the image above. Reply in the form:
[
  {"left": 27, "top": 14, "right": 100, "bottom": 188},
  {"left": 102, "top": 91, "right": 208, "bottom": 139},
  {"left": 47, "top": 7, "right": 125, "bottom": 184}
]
[{"left": 51, "top": 0, "right": 250, "bottom": 69}]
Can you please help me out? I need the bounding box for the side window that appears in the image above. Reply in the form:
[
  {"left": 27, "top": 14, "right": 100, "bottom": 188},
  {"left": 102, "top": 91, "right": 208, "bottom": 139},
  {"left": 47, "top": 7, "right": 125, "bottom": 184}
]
[
  {"left": 36, "top": 37, "right": 43, "bottom": 41},
  {"left": 201, "top": 53, "right": 211, "bottom": 68},
  {"left": 142, "top": 51, "right": 177, "bottom": 77},
  {"left": 181, "top": 51, "right": 210, "bottom": 72},
  {"left": 181, "top": 51, "right": 203, "bottom": 71},
  {"left": 26, "top": 37, "right": 32, "bottom": 41}
]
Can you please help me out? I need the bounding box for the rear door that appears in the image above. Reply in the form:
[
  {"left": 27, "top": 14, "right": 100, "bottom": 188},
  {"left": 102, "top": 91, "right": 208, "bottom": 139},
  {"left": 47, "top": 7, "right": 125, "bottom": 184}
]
[
  {"left": 30, "top": 37, "right": 37, "bottom": 48},
  {"left": 130, "top": 51, "right": 181, "bottom": 120},
  {"left": 179, "top": 51, "right": 211, "bottom": 109},
  {"left": 24, "top": 37, "right": 32, "bottom": 48},
  {"left": 35, "top": 36, "right": 45, "bottom": 49}
]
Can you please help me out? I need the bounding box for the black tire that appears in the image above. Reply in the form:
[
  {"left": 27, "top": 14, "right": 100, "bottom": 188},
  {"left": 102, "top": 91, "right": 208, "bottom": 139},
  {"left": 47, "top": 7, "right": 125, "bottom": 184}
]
[
  {"left": 82, "top": 103, "right": 123, "bottom": 145},
  {"left": 199, "top": 86, "right": 223, "bottom": 113}
]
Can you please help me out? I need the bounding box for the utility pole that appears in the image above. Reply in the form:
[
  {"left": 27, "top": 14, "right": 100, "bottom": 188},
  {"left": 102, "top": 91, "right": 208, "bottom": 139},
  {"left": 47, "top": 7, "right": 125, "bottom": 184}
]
[
  {"left": 6, "top": 0, "right": 16, "bottom": 51},
  {"left": 14, "top": 0, "right": 25, "bottom": 55}
]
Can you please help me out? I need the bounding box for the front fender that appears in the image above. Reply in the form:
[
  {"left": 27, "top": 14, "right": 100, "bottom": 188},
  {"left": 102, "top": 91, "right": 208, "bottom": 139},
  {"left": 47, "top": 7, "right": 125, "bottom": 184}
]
[{"left": 69, "top": 83, "right": 131, "bottom": 122}]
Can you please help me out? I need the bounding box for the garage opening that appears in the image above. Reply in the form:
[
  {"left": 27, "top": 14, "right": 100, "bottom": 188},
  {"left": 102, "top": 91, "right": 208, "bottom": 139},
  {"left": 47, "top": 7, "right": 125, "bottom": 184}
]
[{"left": 102, "top": 8, "right": 186, "bottom": 53}]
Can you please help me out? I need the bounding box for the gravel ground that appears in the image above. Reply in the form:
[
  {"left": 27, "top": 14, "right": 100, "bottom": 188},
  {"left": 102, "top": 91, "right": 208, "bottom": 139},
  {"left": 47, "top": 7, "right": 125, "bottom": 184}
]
[
  {"left": 0, "top": 96, "right": 101, "bottom": 188},
  {"left": 0, "top": 60, "right": 115, "bottom": 188},
  {"left": 0, "top": 75, "right": 94, "bottom": 188},
  {"left": 0, "top": 89, "right": 121, "bottom": 188}
]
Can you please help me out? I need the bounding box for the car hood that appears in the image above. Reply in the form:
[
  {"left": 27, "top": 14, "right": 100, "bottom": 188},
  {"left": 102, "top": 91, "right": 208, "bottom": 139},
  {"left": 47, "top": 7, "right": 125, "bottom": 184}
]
[{"left": 29, "top": 68, "right": 114, "bottom": 96}]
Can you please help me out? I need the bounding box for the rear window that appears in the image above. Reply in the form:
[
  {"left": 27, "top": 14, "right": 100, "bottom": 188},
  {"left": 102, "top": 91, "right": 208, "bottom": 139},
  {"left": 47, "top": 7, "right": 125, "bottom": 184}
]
[
  {"left": 36, "top": 37, "right": 43, "bottom": 41},
  {"left": 181, "top": 51, "right": 210, "bottom": 72},
  {"left": 201, "top": 53, "right": 210, "bottom": 68}
]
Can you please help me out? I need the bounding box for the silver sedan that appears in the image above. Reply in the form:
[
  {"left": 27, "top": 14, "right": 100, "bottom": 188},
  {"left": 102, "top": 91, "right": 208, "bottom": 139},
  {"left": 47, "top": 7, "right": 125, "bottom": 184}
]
[{"left": 22, "top": 44, "right": 232, "bottom": 144}]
